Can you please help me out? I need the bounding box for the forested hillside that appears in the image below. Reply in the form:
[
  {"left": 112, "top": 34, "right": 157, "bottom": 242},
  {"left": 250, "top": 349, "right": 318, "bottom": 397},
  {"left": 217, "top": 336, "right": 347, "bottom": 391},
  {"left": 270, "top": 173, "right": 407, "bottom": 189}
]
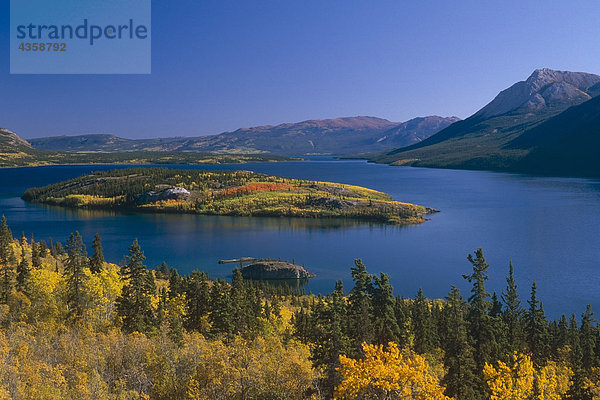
[{"left": 1, "top": 216, "right": 599, "bottom": 399}]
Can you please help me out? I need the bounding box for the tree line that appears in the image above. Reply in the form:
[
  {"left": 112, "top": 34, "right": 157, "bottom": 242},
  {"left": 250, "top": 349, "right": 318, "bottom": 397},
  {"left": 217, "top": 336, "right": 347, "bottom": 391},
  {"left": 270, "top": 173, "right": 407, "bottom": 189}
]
[{"left": 0, "top": 214, "right": 599, "bottom": 399}]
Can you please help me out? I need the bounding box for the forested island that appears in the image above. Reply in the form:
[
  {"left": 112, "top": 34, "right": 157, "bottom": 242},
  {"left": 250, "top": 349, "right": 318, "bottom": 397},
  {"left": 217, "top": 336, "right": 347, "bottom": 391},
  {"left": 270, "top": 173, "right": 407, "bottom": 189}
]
[
  {"left": 0, "top": 217, "right": 599, "bottom": 399},
  {"left": 22, "top": 168, "right": 435, "bottom": 224}
]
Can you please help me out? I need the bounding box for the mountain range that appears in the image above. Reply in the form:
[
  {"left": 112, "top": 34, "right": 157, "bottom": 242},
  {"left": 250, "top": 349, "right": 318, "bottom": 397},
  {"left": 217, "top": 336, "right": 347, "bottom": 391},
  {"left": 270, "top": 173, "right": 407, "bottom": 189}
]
[
  {"left": 4, "top": 68, "right": 600, "bottom": 176},
  {"left": 28, "top": 116, "right": 460, "bottom": 156},
  {"left": 370, "top": 68, "right": 600, "bottom": 176}
]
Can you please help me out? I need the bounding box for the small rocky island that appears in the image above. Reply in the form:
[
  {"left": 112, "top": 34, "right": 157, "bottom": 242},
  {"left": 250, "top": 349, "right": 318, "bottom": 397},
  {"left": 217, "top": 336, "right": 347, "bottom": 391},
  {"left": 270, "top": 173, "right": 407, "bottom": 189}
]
[
  {"left": 241, "top": 261, "right": 316, "bottom": 280},
  {"left": 22, "top": 167, "right": 437, "bottom": 225}
]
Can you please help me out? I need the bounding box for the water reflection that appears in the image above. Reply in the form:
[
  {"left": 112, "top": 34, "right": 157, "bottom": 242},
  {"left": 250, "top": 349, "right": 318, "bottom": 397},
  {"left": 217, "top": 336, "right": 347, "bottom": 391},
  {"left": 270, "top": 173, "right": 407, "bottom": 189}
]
[{"left": 1, "top": 161, "right": 600, "bottom": 317}]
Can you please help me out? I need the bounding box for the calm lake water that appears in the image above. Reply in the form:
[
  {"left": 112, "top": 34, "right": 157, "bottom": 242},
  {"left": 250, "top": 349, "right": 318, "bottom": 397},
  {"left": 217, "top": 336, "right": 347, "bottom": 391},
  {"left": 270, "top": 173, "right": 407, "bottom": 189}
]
[{"left": 1, "top": 160, "right": 599, "bottom": 318}]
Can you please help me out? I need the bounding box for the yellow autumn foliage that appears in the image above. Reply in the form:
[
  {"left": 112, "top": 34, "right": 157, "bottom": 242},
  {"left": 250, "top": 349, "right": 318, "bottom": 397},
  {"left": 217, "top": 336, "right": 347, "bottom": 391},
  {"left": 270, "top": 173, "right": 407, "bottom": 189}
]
[
  {"left": 334, "top": 342, "right": 452, "bottom": 400},
  {"left": 584, "top": 367, "right": 600, "bottom": 399},
  {"left": 187, "top": 335, "right": 315, "bottom": 400},
  {"left": 484, "top": 352, "right": 572, "bottom": 400}
]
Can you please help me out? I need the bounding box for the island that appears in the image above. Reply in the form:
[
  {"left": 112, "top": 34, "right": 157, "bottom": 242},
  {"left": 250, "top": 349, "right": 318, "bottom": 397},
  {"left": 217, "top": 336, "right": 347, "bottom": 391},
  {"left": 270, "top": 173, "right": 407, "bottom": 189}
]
[
  {"left": 240, "top": 261, "right": 316, "bottom": 280},
  {"left": 22, "top": 167, "right": 437, "bottom": 224}
]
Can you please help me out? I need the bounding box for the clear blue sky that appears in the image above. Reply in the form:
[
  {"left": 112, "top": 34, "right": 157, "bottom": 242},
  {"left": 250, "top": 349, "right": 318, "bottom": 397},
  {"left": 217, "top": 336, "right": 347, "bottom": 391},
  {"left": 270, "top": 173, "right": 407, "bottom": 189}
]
[{"left": 1, "top": 0, "right": 599, "bottom": 139}]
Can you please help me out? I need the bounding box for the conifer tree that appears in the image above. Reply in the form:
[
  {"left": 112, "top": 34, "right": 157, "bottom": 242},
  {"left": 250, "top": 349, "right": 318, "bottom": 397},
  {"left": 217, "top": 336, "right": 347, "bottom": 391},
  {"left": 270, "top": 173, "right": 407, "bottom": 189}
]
[
  {"left": 30, "top": 234, "right": 41, "bottom": 268},
  {"left": 311, "top": 281, "right": 350, "bottom": 398},
  {"left": 230, "top": 267, "right": 258, "bottom": 334},
  {"left": 117, "top": 239, "right": 156, "bottom": 333},
  {"left": 48, "top": 237, "right": 55, "bottom": 257},
  {"left": 442, "top": 286, "right": 479, "bottom": 400},
  {"left": 64, "top": 231, "right": 88, "bottom": 321},
  {"left": 89, "top": 233, "right": 105, "bottom": 274},
  {"left": 372, "top": 273, "right": 400, "bottom": 345},
  {"left": 580, "top": 304, "right": 596, "bottom": 371},
  {"left": 412, "top": 287, "right": 436, "bottom": 354},
  {"left": 394, "top": 296, "right": 410, "bottom": 348},
  {"left": 463, "top": 248, "right": 496, "bottom": 395},
  {"left": 525, "top": 281, "right": 549, "bottom": 366},
  {"left": 209, "top": 279, "right": 235, "bottom": 337},
  {"left": 168, "top": 267, "right": 183, "bottom": 298},
  {"left": 158, "top": 261, "right": 169, "bottom": 278},
  {"left": 566, "top": 313, "right": 588, "bottom": 400},
  {"left": 185, "top": 270, "right": 211, "bottom": 333},
  {"left": 490, "top": 292, "right": 502, "bottom": 317},
  {"left": 502, "top": 260, "right": 524, "bottom": 353},
  {"left": 16, "top": 234, "right": 31, "bottom": 295},
  {"left": 347, "top": 259, "right": 374, "bottom": 355},
  {"left": 555, "top": 314, "right": 569, "bottom": 351},
  {"left": 0, "top": 216, "right": 15, "bottom": 304}
]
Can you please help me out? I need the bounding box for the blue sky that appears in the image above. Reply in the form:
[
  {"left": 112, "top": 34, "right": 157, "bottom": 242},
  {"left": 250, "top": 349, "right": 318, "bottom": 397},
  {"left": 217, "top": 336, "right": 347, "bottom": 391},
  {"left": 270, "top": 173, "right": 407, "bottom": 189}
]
[{"left": 1, "top": 0, "right": 599, "bottom": 139}]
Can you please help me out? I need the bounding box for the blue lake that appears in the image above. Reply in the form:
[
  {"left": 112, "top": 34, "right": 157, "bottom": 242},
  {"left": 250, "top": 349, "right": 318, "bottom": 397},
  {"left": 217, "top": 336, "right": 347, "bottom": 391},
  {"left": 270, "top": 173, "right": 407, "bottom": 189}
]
[{"left": 1, "top": 160, "right": 599, "bottom": 318}]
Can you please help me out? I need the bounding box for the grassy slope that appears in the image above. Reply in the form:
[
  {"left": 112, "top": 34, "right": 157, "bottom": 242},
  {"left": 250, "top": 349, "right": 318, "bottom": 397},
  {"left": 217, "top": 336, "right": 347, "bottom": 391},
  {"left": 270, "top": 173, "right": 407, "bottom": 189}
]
[
  {"left": 22, "top": 168, "right": 435, "bottom": 224},
  {"left": 370, "top": 107, "right": 570, "bottom": 171}
]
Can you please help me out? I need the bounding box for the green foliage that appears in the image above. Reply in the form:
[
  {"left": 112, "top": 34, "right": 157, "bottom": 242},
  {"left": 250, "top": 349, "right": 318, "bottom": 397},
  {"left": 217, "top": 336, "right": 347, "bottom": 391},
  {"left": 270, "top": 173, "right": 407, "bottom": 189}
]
[
  {"left": 526, "top": 281, "right": 550, "bottom": 366},
  {"left": 16, "top": 234, "right": 31, "bottom": 295},
  {"left": 0, "top": 216, "right": 15, "bottom": 304},
  {"left": 372, "top": 273, "right": 400, "bottom": 345},
  {"left": 117, "top": 239, "right": 156, "bottom": 334},
  {"left": 64, "top": 231, "right": 88, "bottom": 321},
  {"left": 442, "top": 286, "right": 478, "bottom": 400},
  {"left": 502, "top": 260, "right": 525, "bottom": 353},
  {"left": 89, "top": 233, "right": 105, "bottom": 274}
]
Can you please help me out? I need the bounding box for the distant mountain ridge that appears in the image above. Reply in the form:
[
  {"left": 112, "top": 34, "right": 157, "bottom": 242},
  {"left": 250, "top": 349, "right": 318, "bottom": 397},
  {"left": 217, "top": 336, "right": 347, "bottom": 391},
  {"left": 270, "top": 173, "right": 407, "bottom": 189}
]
[
  {"left": 476, "top": 68, "right": 600, "bottom": 118},
  {"left": 371, "top": 68, "right": 600, "bottom": 176},
  {"left": 0, "top": 128, "right": 33, "bottom": 152},
  {"left": 29, "top": 115, "right": 460, "bottom": 156}
]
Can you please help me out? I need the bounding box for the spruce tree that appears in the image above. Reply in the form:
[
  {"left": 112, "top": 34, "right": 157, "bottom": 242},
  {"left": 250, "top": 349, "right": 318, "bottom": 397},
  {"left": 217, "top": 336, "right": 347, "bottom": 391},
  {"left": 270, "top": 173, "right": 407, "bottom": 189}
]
[
  {"left": 16, "top": 234, "right": 31, "bottom": 295},
  {"left": 30, "top": 234, "right": 41, "bottom": 268},
  {"left": 555, "top": 314, "right": 569, "bottom": 351},
  {"left": 0, "top": 216, "right": 15, "bottom": 304},
  {"left": 185, "top": 271, "right": 211, "bottom": 333},
  {"left": 372, "top": 273, "right": 400, "bottom": 345},
  {"left": 394, "top": 296, "right": 410, "bottom": 348},
  {"left": 209, "top": 279, "right": 235, "bottom": 337},
  {"left": 490, "top": 292, "right": 502, "bottom": 317},
  {"left": 48, "top": 237, "right": 55, "bottom": 257},
  {"left": 347, "top": 259, "right": 374, "bottom": 355},
  {"left": 526, "top": 281, "right": 549, "bottom": 366},
  {"left": 158, "top": 261, "right": 169, "bottom": 278},
  {"left": 566, "top": 313, "right": 588, "bottom": 400},
  {"left": 463, "top": 248, "right": 496, "bottom": 396},
  {"left": 117, "top": 239, "right": 156, "bottom": 333},
  {"left": 312, "top": 281, "right": 350, "bottom": 398},
  {"left": 442, "top": 286, "right": 478, "bottom": 400},
  {"left": 64, "top": 231, "right": 88, "bottom": 321},
  {"left": 502, "top": 260, "right": 524, "bottom": 352},
  {"left": 580, "top": 304, "right": 596, "bottom": 371},
  {"left": 168, "top": 267, "right": 183, "bottom": 298},
  {"left": 412, "top": 287, "right": 435, "bottom": 354},
  {"left": 89, "top": 233, "right": 105, "bottom": 274}
]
